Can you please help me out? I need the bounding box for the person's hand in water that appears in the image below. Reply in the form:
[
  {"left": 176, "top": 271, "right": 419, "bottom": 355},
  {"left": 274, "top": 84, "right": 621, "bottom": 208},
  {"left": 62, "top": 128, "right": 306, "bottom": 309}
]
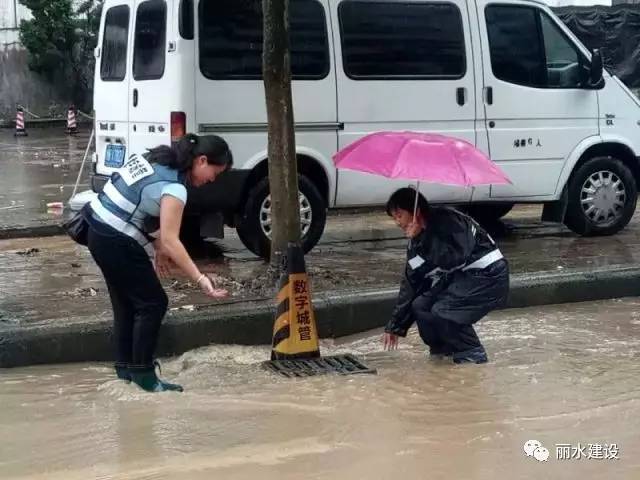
[{"left": 383, "top": 332, "right": 399, "bottom": 351}]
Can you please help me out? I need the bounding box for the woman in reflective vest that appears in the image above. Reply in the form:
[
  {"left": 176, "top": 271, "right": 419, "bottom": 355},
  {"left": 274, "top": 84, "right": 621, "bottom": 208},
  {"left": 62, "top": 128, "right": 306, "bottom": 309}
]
[
  {"left": 382, "top": 188, "right": 509, "bottom": 364},
  {"left": 87, "top": 134, "right": 233, "bottom": 392}
]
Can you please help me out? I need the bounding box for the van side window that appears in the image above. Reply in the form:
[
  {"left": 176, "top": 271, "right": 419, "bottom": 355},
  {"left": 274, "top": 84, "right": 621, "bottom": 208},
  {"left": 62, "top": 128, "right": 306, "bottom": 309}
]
[
  {"left": 338, "top": 1, "right": 466, "bottom": 79},
  {"left": 198, "top": 0, "right": 329, "bottom": 80},
  {"left": 101, "top": 5, "right": 130, "bottom": 81},
  {"left": 486, "top": 6, "right": 586, "bottom": 89},
  {"left": 179, "top": 0, "right": 194, "bottom": 40},
  {"left": 133, "top": 0, "right": 167, "bottom": 80}
]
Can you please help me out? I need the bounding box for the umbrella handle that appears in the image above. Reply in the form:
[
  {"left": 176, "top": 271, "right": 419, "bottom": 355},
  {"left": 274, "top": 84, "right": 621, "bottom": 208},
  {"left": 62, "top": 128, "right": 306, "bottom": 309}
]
[{"left": 412, "top": 181, "right": 420, "bottom": 222}]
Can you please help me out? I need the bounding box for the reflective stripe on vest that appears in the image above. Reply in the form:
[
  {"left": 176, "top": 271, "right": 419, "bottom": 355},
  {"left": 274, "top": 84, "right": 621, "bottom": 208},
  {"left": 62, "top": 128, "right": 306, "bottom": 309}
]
[
  {"left": 422, "top": 248, "right": 504, "bottom": 286},
  {"left": 102, "top": 181, "right": 137, "bottom": 214},
  {"left": 90, "top": 198, "right": 155, "bottom": 257},
  {"left": 462, "top": 249, "right": 504, "bottom": 271}
]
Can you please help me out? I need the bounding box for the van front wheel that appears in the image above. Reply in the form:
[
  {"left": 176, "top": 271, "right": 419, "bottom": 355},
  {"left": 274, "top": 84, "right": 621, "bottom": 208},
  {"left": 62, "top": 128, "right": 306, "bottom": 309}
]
[
  {"left": 236, "top": 175, "right": 327, "bottom": 259},
  {"left": 564, "top": 156, "right": 637, "bottom": 236}
]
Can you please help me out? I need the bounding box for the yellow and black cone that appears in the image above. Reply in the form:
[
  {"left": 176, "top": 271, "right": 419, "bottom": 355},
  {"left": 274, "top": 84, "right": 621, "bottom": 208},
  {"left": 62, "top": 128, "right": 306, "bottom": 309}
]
[{"left": 271, "top": 243, "right": 320, "bottom": 360}]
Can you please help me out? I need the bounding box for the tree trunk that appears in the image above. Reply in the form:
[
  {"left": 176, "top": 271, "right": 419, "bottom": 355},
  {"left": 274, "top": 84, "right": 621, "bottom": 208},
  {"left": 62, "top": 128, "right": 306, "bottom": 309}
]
[{"left": 263, "top": 0, "right": 300, "bottom": 270}]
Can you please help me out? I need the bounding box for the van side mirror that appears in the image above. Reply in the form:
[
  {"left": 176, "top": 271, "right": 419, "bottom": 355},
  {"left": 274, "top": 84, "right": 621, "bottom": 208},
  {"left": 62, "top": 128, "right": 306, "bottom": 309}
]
[{"left": 588, "top": 49, "right": 605, "bottom": 89}]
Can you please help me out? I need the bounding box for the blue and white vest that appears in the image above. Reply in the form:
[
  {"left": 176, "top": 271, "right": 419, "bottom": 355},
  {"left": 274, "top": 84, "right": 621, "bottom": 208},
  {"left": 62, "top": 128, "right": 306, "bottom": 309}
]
[{"left": 89, "top": 154, "right": 187, "bottom": 256}]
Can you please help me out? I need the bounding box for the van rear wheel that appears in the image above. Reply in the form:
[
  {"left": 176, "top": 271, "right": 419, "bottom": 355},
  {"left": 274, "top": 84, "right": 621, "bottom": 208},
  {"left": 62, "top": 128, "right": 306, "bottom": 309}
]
[
  {"left": 236, "top": 175, "right": 327, "bottom": 259},
  {"left": 564, "top": 156, "right": 637, "bottom": 236}
]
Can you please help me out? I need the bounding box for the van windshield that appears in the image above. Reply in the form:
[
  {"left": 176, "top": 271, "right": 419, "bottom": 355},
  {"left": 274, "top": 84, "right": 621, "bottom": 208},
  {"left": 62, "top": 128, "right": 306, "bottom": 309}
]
[{"left": 133, "top": 0, "right": 167, "bottom": 80}]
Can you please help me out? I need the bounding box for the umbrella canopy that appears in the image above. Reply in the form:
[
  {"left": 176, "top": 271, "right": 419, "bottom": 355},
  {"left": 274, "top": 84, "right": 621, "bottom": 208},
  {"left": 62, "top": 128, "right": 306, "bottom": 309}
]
[{"left": 333, "top": 131, "right": 511, "bottom": 187}]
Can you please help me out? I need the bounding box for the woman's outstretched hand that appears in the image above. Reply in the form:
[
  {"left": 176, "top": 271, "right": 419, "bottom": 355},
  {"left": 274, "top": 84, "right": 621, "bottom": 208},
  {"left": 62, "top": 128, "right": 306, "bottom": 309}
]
[{"left": 198, "top": 275, "right": 229, "bottom": 298}]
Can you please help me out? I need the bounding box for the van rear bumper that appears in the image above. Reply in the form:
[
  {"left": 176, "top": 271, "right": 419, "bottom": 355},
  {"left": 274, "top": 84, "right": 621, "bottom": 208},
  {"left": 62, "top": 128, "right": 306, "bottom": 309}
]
[{"left": 90, "top": 170, "right": 251, "bottom": 213}]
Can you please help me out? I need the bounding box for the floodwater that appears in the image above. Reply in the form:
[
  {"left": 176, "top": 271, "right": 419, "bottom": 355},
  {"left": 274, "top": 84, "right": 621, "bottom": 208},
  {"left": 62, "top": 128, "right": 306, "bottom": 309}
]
[{"left": 2, "top": 298, "right": 640, "bottom": 479}]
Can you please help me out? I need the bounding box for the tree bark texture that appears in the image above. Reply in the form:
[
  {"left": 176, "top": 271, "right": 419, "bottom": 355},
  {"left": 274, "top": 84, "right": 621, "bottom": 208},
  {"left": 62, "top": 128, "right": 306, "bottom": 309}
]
[{"left": 262, "top": 0, "right": 300, "bottom": 268}]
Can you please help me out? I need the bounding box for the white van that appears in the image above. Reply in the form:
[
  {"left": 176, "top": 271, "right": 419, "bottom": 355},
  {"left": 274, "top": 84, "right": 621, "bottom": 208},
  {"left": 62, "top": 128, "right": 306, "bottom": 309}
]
[{"left": 92, "top": 0, "right": 640, "bottom": 258}]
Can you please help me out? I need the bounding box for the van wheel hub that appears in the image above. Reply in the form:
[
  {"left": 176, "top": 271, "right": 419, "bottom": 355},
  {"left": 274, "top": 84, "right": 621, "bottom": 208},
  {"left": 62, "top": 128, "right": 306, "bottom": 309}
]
[
  {"left": 580, "top": 170, "right": 626, "bottom": 227},
  {"left": 259, "top": 192, "right": 313, "bottom": 239}
]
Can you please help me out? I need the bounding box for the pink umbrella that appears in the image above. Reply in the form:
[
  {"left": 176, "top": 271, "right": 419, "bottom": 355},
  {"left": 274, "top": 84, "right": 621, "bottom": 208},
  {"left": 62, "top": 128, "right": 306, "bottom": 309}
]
[{"left": 333, "top": 131, "right": 511, "bottom": 218}]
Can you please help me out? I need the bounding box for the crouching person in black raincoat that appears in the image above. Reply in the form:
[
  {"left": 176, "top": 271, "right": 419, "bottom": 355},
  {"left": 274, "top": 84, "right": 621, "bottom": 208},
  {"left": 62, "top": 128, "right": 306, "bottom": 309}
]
[{"left": 383, "top": 188, "right": 509, "bottom": 364}]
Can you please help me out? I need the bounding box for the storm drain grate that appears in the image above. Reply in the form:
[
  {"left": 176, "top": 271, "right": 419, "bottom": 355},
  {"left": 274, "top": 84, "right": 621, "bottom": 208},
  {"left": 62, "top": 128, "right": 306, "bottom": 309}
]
[{"left": 264, "top": 354, "right": 377, "bottom": 378}]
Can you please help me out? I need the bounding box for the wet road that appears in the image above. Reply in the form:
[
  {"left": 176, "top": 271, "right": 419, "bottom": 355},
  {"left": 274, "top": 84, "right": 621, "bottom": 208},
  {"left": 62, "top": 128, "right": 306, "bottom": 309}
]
[
  {"left": 0, "top": 129, "right": 92, "bottom": 230},
  {"left": 2, "top": 127, "right": 640, "bottom": 332},
  {"left": 1, "top": 298, "right": 640, "bottom": 479},
  {"left": 2, "top": 205, "right": 640, "bottom": 328}
]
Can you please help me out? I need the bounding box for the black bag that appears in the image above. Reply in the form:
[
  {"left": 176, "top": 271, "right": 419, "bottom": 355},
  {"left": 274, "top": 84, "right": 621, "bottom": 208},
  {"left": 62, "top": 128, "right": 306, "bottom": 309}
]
[{"left": 62, "top": 204, "right": 90, "bottom": 246}]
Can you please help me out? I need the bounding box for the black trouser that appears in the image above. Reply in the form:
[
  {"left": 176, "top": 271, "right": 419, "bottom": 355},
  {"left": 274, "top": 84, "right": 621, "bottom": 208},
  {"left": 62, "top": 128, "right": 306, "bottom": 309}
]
[
  {"left": 87, "top": 218, "right": 167, "bottom": 369},
  {"left": 411, "top": 295, "right": 483, "bottom": 353},
  {"left": 411, "top": 260, "right": 509, "bottom": 353}
]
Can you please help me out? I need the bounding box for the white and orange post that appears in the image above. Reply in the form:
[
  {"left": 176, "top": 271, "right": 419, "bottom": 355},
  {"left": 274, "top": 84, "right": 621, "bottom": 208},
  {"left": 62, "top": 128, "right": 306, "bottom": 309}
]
[
  {"left": 66, "top": 105, "right": 78, "bottom": 135},
  {"left": 14, "top": 107, "right": 27, "bottom": 137}
]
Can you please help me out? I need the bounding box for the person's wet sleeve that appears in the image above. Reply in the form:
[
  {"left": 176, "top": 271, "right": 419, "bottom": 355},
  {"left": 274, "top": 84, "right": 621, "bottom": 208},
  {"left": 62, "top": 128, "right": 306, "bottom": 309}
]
[
  {"left": 385, "top": 270, "right": 416, "bottom": 337},
  {"left": 429, "top": 212, "right": 476, "bottom": 270}
]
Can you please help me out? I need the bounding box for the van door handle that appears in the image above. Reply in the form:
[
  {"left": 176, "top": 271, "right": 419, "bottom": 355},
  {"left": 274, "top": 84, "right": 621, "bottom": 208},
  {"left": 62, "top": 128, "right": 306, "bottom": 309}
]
[
  {"left": 456, "top": 87, "right": 466, "bottom": 106},
  {"left": 485, "top": 86, "right": 493, "bottom": 105},
  {"left": 133, "top": 89, "right": 139, "bottom": 107}
]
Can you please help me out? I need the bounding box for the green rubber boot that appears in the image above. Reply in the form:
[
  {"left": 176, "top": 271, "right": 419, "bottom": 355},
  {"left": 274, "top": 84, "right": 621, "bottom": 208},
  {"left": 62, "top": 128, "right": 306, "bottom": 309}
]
[
  {"left": 115, "top": 364, "right": 131, "bottom": 382},
  {"left": 129, "top": 362, "right": 184, "bottom": 393}
]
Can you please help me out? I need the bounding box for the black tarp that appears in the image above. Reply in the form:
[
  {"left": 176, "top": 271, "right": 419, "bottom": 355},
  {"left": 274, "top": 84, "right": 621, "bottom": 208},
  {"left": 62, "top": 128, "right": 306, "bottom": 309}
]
[{"left": 554, "top": 5, "right": 640, "bottom": 88}]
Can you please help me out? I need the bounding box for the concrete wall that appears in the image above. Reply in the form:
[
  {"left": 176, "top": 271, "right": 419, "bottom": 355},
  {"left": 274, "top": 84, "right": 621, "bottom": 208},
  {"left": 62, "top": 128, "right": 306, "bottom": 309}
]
[{"left": 0, "top": 45, "right": 69, "bottom": 121}]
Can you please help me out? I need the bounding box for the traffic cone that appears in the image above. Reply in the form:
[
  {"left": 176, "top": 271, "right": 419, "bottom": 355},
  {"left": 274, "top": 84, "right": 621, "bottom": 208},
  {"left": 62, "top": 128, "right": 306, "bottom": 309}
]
[
  {"left": 265, "top": 243, "right": 376, "bottom": 377},
  {"left": 271, "top": 243, "right": 320, "bottom": 360},
  {"left": 14, "top": 107, "right": 27, "bottom": 137},
  {"left": 66, "top": 105, "right": 78, "bottom": 135}
]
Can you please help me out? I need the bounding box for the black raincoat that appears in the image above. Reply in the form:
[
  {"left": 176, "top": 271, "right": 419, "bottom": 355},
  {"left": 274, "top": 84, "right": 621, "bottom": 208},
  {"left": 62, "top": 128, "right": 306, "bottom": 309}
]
[{"left": 385, "top": 207, "right": 509, "bottom": 338}]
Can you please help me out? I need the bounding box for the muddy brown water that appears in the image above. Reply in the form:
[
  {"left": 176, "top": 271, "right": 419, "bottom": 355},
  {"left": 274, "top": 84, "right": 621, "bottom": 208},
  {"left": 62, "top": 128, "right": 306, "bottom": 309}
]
[{"left": 1, "top": 298, "right": 639, "bottom": 479}]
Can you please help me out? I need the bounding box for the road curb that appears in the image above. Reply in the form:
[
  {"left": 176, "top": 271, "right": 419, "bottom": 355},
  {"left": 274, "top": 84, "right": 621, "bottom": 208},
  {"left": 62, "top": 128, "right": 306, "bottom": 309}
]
[
  {"left": 0, "top": 224, "right": 65, "bottom": 240},
  {"left": 1, "top": 266, "right": 639, "bottom": 367}
]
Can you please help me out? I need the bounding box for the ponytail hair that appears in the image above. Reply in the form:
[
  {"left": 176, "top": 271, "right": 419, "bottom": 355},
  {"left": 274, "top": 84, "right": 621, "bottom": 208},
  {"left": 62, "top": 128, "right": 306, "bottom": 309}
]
[{"left": 144, "top": 133, "right": 233, "bottom": 172}]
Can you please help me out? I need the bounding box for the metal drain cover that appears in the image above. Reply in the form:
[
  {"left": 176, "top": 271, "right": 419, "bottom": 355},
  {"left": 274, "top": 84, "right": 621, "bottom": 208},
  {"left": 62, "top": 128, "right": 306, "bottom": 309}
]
[{"left": 264, "top": 354, "right": 377, "bottom": 378}]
